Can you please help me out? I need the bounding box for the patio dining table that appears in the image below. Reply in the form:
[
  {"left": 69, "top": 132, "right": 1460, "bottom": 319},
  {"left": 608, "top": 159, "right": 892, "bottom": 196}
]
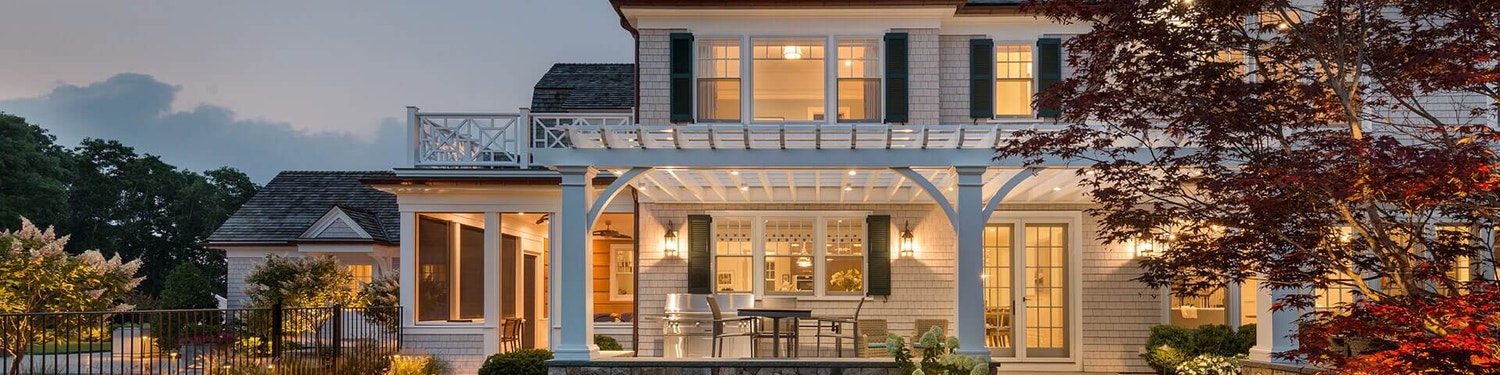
[{"left": 736, "top": 307, "right": 812, "bottom": 358}]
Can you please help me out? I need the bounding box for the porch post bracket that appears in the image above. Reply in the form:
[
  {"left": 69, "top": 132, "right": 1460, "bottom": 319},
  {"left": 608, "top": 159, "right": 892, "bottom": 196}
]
[
  {"left": 586, "top": 167, "right": 653, "bottom": 229},
  {"left": 981, "top": 167, "right": 1041, "bottom": 218},
  {"left": 890, "top": 167, "right": 959, "bottom": 231}
]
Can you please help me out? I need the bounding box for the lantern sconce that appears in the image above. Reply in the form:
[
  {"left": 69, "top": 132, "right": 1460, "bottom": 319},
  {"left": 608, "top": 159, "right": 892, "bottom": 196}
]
[
  {"left": 663, "top": 221, "right": 680, "bottom": 258},
  {"left": 899, "top": 220, "right": 916, "bottom": 258},
  {"left": 1133, "top": 240, "right": 1155, "bottom": 258}
]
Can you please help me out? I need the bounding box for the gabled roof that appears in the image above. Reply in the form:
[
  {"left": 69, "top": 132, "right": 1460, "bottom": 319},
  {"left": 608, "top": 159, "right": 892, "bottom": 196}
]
[
  {"left": 206, "top": 171, "right": 398, "bottom": 245},
  {"left": 531, "top": 63, "right": 635, "bottom": 113}
]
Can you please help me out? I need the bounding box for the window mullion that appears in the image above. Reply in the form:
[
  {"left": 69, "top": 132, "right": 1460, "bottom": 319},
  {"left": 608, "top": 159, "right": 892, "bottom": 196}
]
[
  {"left": 826, "top": 36, "right": 837, "bottom": 125},
  {"left": 449, "top": 222, "right": 462, "bottom": 320},
  {"left": 752, "top": 214, "right": 765, "bottom": 296},
  {"left": 815, "top": 217, "right": 827, "bottom": 297}
]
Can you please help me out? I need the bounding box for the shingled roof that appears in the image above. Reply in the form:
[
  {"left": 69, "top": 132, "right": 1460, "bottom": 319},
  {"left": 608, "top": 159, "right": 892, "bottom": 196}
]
[
  {"left": 206, "top": 171, "right": 398, "bottom": 244},
  {"left": 530, "top": 63, "right": 635, "bottom": 113}
]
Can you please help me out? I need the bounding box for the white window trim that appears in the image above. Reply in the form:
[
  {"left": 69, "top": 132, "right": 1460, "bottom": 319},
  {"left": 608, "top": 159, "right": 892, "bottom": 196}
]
[
  {"left": 991, "top": 40, "right": 1038, "bottom": 120},
  {"left": 708, "top": 210, "right": 871, "bottom": 297},
  {"left": 414, "top": 213, "right": 487, "bottom": 325},
  {"left": 695, "top": 35, "right": 883, "bottom": 125},
  {"left": 609, "top": 243, "right": 634, "bottom": 302}
]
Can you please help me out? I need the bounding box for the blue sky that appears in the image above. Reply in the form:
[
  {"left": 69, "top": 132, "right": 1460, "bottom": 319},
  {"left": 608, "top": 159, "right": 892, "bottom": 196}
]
[{"left": 0, "top": 0, "right": 633, "bottom": 182}]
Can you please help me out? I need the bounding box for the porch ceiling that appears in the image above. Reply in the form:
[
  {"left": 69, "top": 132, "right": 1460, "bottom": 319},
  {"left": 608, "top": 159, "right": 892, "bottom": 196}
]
[{"left": 608, "top": 167, "right": 1092, "bottom": 204}]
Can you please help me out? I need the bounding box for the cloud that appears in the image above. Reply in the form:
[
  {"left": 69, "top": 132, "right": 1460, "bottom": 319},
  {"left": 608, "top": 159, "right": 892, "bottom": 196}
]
[{"left": 0, "top": 73, "right": 403, "bottom": 182}]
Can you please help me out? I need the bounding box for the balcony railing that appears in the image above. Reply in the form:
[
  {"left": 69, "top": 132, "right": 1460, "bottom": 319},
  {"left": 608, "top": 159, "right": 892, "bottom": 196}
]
[{"left": 407, "top": 107, "right": 1080, "bottom": 169}]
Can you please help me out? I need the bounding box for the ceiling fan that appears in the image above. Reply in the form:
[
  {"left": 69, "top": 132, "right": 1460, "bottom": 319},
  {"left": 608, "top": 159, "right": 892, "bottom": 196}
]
[{"left": 592, "top": 221, "right": 632, "bottom": 239}]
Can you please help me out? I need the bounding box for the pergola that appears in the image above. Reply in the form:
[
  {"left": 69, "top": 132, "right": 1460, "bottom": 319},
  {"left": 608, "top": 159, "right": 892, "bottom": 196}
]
[{"left": 532, "top": 122, "right": 1093, "bottom": 360}]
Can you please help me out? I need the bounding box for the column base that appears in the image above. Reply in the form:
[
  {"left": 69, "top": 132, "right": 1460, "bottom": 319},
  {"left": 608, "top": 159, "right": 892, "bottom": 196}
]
[
  {"left": 553, "top": 344, "right": 601, "bottom": 361},
  {"left": 953, "top": 348, "right": 991, "bottom": 358}
]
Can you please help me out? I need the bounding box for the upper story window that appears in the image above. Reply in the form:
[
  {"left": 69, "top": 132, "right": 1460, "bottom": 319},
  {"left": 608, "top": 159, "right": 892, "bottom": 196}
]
[
  {"left": 698, "top": 39, "right": 741, "bottom": 122},
  {"left": 694, "top": 37, "right": 882, "bottom": 124},
  {"left": 995, "top": 44, "right": 1034, "bottom": 117},
  {"left": 837, "top": 39, "right": 882, "bottom": 122},
  {"left": 752, "top": 39, "right": 826, "bottom": 122}
]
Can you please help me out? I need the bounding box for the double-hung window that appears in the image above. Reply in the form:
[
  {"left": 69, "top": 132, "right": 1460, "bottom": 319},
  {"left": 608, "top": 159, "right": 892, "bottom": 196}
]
[
  {"left": 995, "top": 44, "right": 1035, "bottom": 117},
  {"left": 712, "top": 212, "right": 866, "bottom": 297},
  {"left": 836, "top": 39, "right": 881, "bottom": 122},
  {"left": 697, "top": 38, "right": 742, "bottom": 122}
]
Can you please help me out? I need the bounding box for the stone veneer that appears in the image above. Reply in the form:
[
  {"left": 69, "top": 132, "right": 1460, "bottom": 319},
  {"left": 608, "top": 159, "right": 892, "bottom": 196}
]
[
  {"left": 1240, "top": 360, "right": 1320, "bottom": 375},
  {"left": 546, "top": 359, "right": 993, "bottom": 375}
]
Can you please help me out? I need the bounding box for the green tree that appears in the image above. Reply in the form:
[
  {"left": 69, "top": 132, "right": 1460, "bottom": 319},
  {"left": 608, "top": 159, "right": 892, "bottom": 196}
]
[
  {"left": 0, "top": 114, "right": 72, "bottom": 230},
  {"left": 243, "top": 255, "right": 359, "bottom": 335},
  {"left": 160, "top": 262, "right": 217, "bottom": 309},
  {"left": 0, "top": 217, "right": 143, "bottom": 373}
]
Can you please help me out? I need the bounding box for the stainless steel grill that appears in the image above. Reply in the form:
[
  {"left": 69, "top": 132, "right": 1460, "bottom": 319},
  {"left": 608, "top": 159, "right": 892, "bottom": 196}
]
[{"left": 662, "top": 293, "right": 755, "bottom": 358}]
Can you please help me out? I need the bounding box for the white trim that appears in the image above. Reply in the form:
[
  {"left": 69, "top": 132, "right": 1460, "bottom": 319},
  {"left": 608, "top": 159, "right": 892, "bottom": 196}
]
[
  {"left": 300, "top": 207, "right": 373, "bottom": 240},
  {"left": 984, "top": 210, "right": 1085, "bottom": 371},
  {"left": 609, "top": 244, "right": 635, "bottom": 302},
  {"left": 707, "top": 211, "right": 871, "bottom": 298}
]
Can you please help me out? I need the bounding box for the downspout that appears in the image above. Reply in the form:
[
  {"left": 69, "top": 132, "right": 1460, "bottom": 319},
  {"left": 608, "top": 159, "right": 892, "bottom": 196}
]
[
  {"left": 630, "top": 188, "right": 641, "bottom": 352},
  {"left": 611, "top": 1, "right": 641, "bottom": 122}
]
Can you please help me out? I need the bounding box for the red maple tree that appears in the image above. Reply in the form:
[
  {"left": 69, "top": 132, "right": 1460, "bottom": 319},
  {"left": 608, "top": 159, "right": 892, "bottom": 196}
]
[{"left": 1008, "top": 0, "right": 1499, "bottom": 372}]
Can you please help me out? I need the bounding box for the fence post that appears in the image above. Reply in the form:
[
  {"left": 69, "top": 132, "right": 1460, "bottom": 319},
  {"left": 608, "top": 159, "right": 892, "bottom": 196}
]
[
  {"left": 272, "top": 300, "right": 284, "bottom": 359},
  {"left": 332, "top": 304, "right": 344, "bottom": 375}
]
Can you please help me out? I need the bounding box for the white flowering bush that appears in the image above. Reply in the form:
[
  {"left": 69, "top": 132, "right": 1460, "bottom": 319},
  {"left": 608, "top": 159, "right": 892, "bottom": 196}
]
[
  {"left": 241, "top": 254, "right": 360, "bottom": 339},
  {"left": 0, "top": 217, "right": 144, "bottom": 373},
  {"left": 1176, "top": 354, "right": 1245, "bottom": 375},
  {"left": 886, "top": 327, "right": 989, "bottom": 375}
]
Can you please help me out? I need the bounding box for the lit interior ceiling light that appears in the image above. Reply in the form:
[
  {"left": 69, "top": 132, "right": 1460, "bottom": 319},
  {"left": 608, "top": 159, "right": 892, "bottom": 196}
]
[{"left": 782, "top": 46, "right": 802, "bottom": 59}]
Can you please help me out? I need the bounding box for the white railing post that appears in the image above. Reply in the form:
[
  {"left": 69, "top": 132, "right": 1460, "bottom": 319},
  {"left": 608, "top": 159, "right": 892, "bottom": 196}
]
[
  {"left": 519, "top": 108, "right": 532, "bottom": 169},
  {"left": 407, "top": 106, "right": 420, "bottom": 168}
]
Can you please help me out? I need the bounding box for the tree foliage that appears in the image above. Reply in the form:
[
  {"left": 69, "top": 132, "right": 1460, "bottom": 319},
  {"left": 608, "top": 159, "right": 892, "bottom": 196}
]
[
  {"left": 1011, "top": 0, "right": 1498, "bottom": 372},
  {"left": 0, "top": 217, "right": 143, "bottom": 373},
  {"left": 0, "top": 114, "right": 260, "bottom": 296},
  {"left": 244, "top": 254, "right": 359, "bottom": 309},
  {"left": 160, "top": 262, "right": 218, "bottom": 310}
]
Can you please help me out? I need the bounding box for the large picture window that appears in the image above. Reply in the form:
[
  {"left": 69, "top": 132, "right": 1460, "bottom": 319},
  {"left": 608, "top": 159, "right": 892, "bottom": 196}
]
[
  {"left": 712, "top": 212, "right": 866, "bottom": 297},
  {"left": 416, "top": 214, "right": 486, "bottom": 322},
  {"left": 697, "top": 38, "right": 741, "bottom": 122},
  {"left": 752, "top": 39, "right": 826, "bottom": 122},
  {"left": 995, "top": 44, "right": 1034, "bottom": 117}
]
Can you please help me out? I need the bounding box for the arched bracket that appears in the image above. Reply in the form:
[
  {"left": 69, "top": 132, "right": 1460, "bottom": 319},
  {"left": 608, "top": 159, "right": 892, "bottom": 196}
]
[
  {"left": 587, "top": 167, "right": 652, "bottom": 229},
  {"left": 891, "top": 167, "right": 959, "bottom": 232},
  {"left": 982, "top": 167, "right": 1040, "bottom": 218}
]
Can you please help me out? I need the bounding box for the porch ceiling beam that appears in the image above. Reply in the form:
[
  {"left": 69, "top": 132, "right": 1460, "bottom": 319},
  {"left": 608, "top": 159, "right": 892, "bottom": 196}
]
[
  {"left": 785, "top": 170, "right": 798, "bottom": 202},
  {"left": 697, "top": 170, "right": 731, "bottom": 202},
  {"left": 535, "top": 149, "right": 1003, "bottom": 168},
  {"left": 727, "top": 171, "right": 751, "bottom": 201},
  {"left": 663, "top": 170, "right": 707, "bottom": 202},
  {"left": 887, "top": 173, "right": 908, "bottom": 202},
  {"left": 758, "top": 171, "right": 776, "bottom": 203},
  {"left": 640, "top": 173, "right": 681, "bottom": 202},
  {"left": 861, "top": 171, "right": 879, "bottom": 203},
  {"left": 892, "top": 167, "right": 959, "bottom": 231}
]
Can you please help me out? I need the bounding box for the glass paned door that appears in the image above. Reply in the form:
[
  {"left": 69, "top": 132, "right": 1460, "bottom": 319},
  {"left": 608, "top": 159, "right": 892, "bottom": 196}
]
[
  {"left": 983, "top": 224, "right": 1015, "bottom": 357},
  {"left": 984, "top": 222, "right": 1070, "bottom": 359},
  {"left": 1025, "top": 224, "right": 1068, "bottom": 358}
]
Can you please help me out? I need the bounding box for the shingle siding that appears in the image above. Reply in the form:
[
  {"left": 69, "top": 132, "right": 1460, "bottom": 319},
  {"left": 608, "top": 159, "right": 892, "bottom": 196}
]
[
  {"left": 406, "top": 333, "right": 488, "bottom": 373},
  {"left": 940, "top": 34, "right": 981, "bottom": 125},
  {"left": 896, "top": 28, "right": 942, "bottom": 125},
  {"left": 638, "top": 29, "right": 682, "bottom": 125}
]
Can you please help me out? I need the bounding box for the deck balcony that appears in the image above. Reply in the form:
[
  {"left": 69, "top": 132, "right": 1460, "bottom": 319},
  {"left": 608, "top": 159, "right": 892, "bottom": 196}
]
[{"left": 405, "top": 107, "right": 1077, "bottom": 170}]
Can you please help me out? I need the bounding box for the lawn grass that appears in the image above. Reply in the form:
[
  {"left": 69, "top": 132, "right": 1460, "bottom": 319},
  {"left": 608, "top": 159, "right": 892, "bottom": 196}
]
[{"left": 26, "top": 341, "right": 112, "bottom": 355}]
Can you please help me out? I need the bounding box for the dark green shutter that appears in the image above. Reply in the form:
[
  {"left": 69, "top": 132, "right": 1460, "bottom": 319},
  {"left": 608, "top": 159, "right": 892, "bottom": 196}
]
[
  {"left": 883, "top": 33, "right": 909, "bottom": 123},
  {"left": 970, "top": 38, "right": 995, "bottom": 119},
  {"left": 687, "top": 214, "right": 712, "bottom": 294},
  {"left": 1036, "top": 37, "right": 1063, "bottom": 118},
  {"left": 866, "top": 215, "right": 892, "bottom": 296},
  {"left": 669, "top": 33, "right": 695, "bottom": 123}
]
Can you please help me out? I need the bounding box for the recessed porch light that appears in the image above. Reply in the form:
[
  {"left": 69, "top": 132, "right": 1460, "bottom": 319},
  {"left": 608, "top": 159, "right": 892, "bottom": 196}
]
[
  {"left": 1053, "top": 187, "right": 1063, "bottom": 191},
  {"left": 848, "top": 170, "right": 857, "bottom": 176},
  {"left": 730, "top": 170, "right": 739, "bottom": 175},
  {"left": 739, "top": 185, "right": 750, "bottom": 191}
]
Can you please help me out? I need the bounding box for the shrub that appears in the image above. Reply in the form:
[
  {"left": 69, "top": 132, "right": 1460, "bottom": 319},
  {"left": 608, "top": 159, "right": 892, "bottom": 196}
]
[
  {"left": 594, "top": 335, "right": 622, "bottom": 351},
  {"left": 361, "top": 273, "right": 401, "bottom": 332},
  {"left": 388, "top": 353, "right": 449, "bottom": 375},
  {"left": 477, "top": 349, "right": 553, "bottom": 375},
  {"left": 885, "top": 327, "right": 988, "bottom": 375},
  {"left": 161, "top": 262, "right": 218, "bottom": 310},
  {"left": 1143, "top": 325, "right": 1256, "bottom": 374},
  {"left": 1176, "top": 354, "right": 1246, "bottom": 375}
]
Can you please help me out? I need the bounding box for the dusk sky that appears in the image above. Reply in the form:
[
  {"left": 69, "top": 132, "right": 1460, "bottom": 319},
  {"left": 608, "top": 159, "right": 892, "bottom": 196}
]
[{"left": 0, "top": 0, "right": 633, "bottom": 182}]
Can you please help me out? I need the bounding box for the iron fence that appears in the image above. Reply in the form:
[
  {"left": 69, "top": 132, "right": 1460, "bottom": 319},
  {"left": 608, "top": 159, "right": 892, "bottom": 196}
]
[{"left": 0, "top": 305, "right": 402, "bottom": 375}]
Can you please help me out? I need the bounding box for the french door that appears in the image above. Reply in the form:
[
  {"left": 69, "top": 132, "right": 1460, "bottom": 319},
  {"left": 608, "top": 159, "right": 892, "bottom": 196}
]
[{"left": 983, "top": 222, "right": 1070, "bottom": 358}]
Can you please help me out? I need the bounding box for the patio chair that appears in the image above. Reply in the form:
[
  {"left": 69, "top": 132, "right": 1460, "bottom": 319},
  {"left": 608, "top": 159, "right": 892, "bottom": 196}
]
[
  {"left": 986, "top": 307, "right": 1012, "bottom": 348},
  {"left": 807, "top": 297, "right": 867, "bottom": 357},
  {"left": 858, "top": 319, "right": 890, "bottom": 357},
  {"left": 499, "top": 317, "right": 525, "bottom": 353},
  {"left": 706, "top": 295, "right": 759, "bottom": 357},
  {"left": 912, "top": 319, "right": 948, "bottom": 349}
]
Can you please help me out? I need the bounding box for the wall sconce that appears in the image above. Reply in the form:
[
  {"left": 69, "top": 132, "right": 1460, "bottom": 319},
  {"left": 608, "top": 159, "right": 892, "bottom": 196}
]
[
  {"left": 663, "top": 221, "right": 679, "bottom": 258},
  {"left": 899, "top": 220, "right": 916, "bottom": 258}
]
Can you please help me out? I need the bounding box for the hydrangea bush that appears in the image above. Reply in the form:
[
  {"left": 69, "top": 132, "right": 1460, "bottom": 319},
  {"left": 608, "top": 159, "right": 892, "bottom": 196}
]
[
  {"left": 885, "top": 327, "right": 989, "bottom": 375},
  {"left": 1176, "top": 354, "right": 1246, "bottom": 375}
]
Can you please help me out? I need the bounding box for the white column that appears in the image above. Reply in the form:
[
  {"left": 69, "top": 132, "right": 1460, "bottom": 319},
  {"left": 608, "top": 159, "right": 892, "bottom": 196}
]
[
  {"left": 482, "top": 212, "right": 501, "bottom": 355},
  {"left": 554, "top": 166, "right": 598, "bottom": 360},
  {"left": 1248, "top": 281, "right": 1301, "bottom": 363},
  {"left": 399, "top": 211, "right": 416, "bottom": 327},
  {"left": 953, "top": 166, "right": 990, "bottom": 357},
  {"left": 1226, "top": 282, "right": 1242, "bottom": 328}
]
